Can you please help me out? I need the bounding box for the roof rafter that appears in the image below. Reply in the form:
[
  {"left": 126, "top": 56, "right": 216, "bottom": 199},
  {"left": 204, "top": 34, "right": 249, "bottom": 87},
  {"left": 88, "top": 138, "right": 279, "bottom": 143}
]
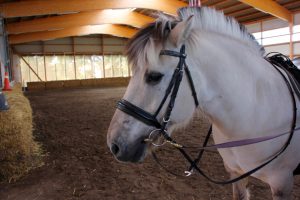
[
  {"left": 209, "top": 0, "right": 228, "bottom": 8},
  {"left": 226, "top": 7, "right": 253, "bottom": 16},
  {"left": 0, "top": 0, "right": 187, "bottom": 18},
  {"left": 9, "top": 24, "right": 137, "bottom": 44},
  {"left": 7, "top": 10, "right": 154, "bottom": 34},
  {"left": 237, "top": 0, "right": 292, "bottom": 22}
]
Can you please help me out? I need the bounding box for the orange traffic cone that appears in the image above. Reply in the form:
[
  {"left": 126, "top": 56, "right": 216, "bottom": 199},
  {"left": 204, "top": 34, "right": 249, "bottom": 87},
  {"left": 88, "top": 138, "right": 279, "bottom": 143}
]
[{"left": 3, "top": 71, "right": 12, "bottom": 91}]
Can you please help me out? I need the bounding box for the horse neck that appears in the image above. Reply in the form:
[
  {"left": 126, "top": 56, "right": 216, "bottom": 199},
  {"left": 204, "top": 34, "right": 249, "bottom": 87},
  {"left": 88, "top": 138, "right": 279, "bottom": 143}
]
[{"left": 188, "top": 31, "right": 294, "bottom": 138}]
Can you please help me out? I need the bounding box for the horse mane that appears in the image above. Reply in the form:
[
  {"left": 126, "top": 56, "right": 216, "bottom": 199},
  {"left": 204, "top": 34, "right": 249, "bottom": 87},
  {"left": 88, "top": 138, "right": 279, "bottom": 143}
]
[{"left": 125, "top": 7, "right": 265, "bottom": 67}]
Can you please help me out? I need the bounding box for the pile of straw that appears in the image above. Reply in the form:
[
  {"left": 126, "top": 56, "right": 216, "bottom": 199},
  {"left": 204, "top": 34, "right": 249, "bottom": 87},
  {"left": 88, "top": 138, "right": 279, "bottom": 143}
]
[{"left": 0, "top": 84, "right": 42, "bottom": 182}]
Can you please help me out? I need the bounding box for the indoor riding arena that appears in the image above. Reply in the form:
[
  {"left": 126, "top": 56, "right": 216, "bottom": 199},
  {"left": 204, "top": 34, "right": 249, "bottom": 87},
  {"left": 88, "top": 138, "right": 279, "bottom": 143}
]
[{"left": 1, "top": 0, "right": 300, "bottom": 200}]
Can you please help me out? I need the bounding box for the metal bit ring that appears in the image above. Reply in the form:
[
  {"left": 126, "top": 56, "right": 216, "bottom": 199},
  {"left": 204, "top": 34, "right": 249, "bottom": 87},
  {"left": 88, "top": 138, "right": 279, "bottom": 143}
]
[{"left": 147, "top": 129, "right": 167, "bottom": 147}]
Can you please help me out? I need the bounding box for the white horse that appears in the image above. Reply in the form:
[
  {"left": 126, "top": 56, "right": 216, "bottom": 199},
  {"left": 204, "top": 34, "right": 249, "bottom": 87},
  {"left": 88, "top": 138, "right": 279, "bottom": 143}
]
[{"left": 107, "top": 7, "right": 300, "bottom": 200}]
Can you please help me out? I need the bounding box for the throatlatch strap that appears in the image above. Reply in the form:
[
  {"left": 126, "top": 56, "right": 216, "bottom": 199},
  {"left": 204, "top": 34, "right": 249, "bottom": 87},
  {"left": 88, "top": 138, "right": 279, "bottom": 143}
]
[{"left": 184, "top": 63, "right": 199, "bottom": 107}]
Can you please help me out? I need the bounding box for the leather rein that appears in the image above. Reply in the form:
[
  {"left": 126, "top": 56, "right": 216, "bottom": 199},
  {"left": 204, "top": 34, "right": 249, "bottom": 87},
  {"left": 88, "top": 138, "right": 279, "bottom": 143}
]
[{"left": 116, "top": 45, "right": 298, "bottom": 185}]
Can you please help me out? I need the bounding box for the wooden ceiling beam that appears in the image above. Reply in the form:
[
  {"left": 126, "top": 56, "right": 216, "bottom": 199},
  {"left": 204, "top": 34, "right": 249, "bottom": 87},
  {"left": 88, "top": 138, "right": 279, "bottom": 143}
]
[
  {"left": 0, "top": 0, "right": 187, "bottom": 18},
  {"left": 209, "top": 0, "right": 228, "bottom": 8},
  {"left": 237, "top": 0, "right": 293, "bottom": 22},
  {"left": 217, "top": 2, "right": 241, "bottom": 11},
  {"left": 226, "top": 6, "right": 253, "bottom": 16},
  {"left": 9, "top": 24, "right": 137, "bottom": 44},
  {"left": 229, "top": 1, "right": 299, "bottom": 19},
  {"left": 236, "top": 11, "right": 263, "bottom": 21},
  {"left": 7, "top": 10, "right": 154, "bottom": 34}
]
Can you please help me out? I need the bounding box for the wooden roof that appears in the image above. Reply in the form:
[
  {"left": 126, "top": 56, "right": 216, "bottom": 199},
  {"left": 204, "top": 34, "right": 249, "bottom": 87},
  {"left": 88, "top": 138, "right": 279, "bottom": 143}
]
[{"left": 1, "top": 0, "right": 300, "bottom": 44}]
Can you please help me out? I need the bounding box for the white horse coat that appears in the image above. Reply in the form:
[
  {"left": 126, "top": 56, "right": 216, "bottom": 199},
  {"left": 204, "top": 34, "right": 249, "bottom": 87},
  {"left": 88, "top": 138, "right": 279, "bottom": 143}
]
[{"left": 107, "top": 7, "right": 300, "bottom": 200}]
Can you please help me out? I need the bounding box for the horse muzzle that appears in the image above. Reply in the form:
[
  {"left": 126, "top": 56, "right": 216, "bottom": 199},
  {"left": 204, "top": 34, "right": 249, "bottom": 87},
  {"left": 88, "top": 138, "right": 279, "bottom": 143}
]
[{"left": 107, "top": 130, "right": 149, "bottom": 163}]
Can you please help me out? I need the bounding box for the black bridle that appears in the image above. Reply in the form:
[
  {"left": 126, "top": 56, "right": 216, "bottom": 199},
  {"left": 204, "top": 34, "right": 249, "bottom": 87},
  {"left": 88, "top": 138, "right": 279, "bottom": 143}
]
[
  {"left": 116, "top": 45, "right": 297, "bottom": 185},
  {"left": 117, "top": 45, "right": 199, "bottom": 139}
]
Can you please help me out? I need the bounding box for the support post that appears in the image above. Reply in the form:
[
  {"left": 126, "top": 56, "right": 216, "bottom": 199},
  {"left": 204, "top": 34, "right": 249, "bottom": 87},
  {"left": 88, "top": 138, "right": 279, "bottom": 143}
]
[
  {"left": 64, "top": 54, "right": 67, "bottom": 80},
  {"left": 289, "top": 15, "right": 294, "bottom": 59},
  {"left": 101, "top": 35, "right": 105, "bottom": 78},
  {"left": 72, "top": 37, "right": 77, "bottom": 79},
  {"left": 42, "top": 41, "right": 47, "bottom": 81}
]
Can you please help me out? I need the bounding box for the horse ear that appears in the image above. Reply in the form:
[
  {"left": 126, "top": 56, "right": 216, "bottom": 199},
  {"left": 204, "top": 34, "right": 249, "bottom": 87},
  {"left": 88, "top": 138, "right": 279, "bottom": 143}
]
[{"left": 170, "top": 15, "right": 194, "bottom": 47}]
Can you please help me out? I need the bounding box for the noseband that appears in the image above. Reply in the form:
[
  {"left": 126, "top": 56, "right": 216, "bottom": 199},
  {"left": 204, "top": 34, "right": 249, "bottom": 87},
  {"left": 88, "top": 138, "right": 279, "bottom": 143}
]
[{"left": 116, "top": 45, "right": 298, "bottom": 185}]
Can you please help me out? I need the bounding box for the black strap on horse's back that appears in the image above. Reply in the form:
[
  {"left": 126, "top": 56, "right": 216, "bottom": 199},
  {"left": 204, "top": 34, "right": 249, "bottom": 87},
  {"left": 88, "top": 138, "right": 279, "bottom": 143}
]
[{"left": 267, "top": 53, "right": 300, "bottom": 99}]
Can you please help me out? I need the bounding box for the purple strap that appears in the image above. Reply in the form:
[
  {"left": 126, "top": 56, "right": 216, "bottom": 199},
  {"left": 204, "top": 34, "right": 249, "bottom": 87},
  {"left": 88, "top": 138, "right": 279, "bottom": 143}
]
[{"left": 184, "top": 127, "right": 300, "bottom": 150}]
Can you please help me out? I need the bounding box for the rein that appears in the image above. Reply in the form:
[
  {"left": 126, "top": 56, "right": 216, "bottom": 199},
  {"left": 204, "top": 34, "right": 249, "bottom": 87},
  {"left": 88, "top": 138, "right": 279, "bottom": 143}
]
[{"left": 116, "top": 45, "right": 298, "bottom": 185}]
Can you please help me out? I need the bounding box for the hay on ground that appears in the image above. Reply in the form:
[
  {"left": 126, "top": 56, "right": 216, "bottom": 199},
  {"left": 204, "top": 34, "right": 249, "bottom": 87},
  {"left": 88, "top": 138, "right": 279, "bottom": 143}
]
[{"left": 0, "top": 84, "right": 42, "bottom": 182}]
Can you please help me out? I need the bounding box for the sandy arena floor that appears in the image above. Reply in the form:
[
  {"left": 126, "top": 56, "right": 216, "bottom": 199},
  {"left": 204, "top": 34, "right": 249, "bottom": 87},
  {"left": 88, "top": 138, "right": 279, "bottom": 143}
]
[{"left": 0, "top": 87, "right": 299, "bottom": 200}]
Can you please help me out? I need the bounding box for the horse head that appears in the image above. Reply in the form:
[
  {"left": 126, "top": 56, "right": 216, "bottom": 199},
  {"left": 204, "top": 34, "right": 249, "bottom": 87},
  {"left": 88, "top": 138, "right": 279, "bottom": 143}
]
[{"left": 107, "top": 12, "right": 197, "bottom": 162}]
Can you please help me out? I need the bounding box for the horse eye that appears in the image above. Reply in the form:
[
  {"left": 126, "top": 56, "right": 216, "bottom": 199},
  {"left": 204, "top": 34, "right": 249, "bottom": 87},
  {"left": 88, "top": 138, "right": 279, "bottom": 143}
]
[{"left": 145, "top": 72, "right": 164, "bottom": 84}]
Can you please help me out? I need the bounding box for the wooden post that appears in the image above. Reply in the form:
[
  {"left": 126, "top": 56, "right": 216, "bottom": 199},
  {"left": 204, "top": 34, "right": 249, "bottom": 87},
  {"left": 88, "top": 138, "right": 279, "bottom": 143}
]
[
  {"left": 289, "top": 15, "right": 294, "bottom": 59},
  {"left": 64, "top": 54, "right": 67, "bottom": 79},
  {"left": 83, "top": 55, "right": 86, "bottom": 79},
  {"left": 12, "top": 48, "right": 24, "bottom": 86},
  {"left": 101, "top": 35, "right": 105, "bottom": 78},
  {"left": 9, "top": 48, "right": 14, "bottom": 81},
  {"left": 20, "top": 56, "right": 43, "bottom": 81},
  {"left": 72, "top": 37, "right": 77, "bottom": 79},
  {"left": 91, "top": 55, "right": 95, "bottom": 78},
  {"left": 111, "top": 55, "right": 114, "bottom": 77},
  {"left": 54, "top": 57, "right": 57, "bottom": 80},
  {"left": 35, "top": 54, "right": 39, "bottom": 80},
  {"left": 42, "top": 41, "right": 47, "bottom": 81},
  {"left": 120, "top": 55, "right": 123, "bottom": 77},
  {"left": 28, "top": 59, "right": 31, "bottom": 82},
  {"left": 43, "top": 55, "right": 47, "bottom": 81}
]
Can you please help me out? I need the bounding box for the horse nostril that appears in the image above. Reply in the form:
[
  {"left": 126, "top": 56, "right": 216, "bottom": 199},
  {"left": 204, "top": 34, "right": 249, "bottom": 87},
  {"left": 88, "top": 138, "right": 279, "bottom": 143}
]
[{"left": 111, "top": 143, "right": 120, "bottom": 155}]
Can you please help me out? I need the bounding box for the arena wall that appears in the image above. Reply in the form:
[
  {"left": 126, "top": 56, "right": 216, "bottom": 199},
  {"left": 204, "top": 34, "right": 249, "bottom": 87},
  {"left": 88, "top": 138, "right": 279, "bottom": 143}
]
[{"left": 27, "top": 77, "right": 130, "bottom": 91}]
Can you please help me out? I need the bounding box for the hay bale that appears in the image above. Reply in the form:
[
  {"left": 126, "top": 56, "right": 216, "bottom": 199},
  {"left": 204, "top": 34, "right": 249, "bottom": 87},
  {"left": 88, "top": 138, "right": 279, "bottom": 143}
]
[
  {"left": 27, "top": 82, "right": 46, "bottom": 91},
  {"left": 0, "top": 86, "right": 42, "bottom": 182},
  {"left": 63, "top": 80, "right": 81, "bottom": 88}
]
